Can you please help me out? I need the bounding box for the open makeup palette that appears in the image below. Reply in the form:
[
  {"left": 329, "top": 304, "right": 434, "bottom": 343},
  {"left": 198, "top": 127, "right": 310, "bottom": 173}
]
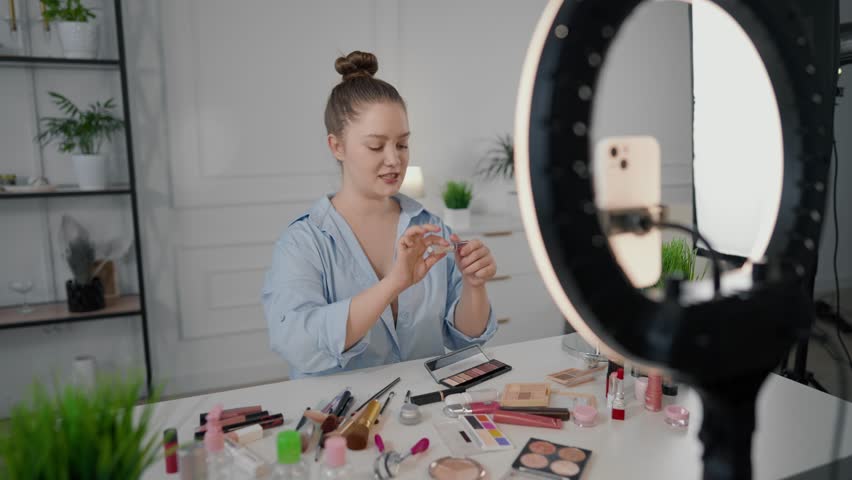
[
  {"left": 511, "top": 438, "right": 593, "bottom": 479},
  {"left": 424, "top": 344, "right": 512, "bottom": 388}
]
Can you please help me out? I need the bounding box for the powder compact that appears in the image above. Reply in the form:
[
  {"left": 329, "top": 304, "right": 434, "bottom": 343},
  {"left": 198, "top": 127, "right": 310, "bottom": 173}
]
[
  {"left": 501, "top": 383, "right": 552, "bottom": 408},
  {"left": 428, "top": 456, "right": 487, "bottom": 480},
  {"left": 511, "top": 438, "right": 593, "bottom": 479},
  {"left": 424, "top": 344, "right": 512, "bottom": 388}
]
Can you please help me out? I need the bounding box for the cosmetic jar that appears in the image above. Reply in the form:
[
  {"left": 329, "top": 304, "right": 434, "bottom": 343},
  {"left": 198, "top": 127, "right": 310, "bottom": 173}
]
[
  {"left": 572, "top": 405, "right": 597, "bottom": 428},
  {"left": 634, "top": 376, "right": 648, "bottom": 402},
  {"left": 664, "top": 405, "right": 690, "bottom": 428},
  {"left": 399, "top": 402, "right": 422, "bottom": 425}
]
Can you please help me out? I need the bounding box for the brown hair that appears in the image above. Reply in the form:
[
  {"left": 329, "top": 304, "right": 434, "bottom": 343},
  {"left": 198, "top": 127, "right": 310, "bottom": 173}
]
[{"left": 324, "top": 51, "right": 406, "bottom": 138}]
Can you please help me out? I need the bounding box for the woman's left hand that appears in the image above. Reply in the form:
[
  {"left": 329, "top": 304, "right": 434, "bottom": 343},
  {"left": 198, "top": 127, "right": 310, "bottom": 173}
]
[{"left": 452, "top": 234, "right": 497, "bottom": 287}]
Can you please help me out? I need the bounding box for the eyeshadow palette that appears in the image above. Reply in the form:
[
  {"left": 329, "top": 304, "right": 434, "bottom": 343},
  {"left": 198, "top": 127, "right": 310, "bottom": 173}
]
[
  {"left": 512, "top": 438, "right": 593, "bottom": 479},
  {"left": 546, "top": 366, "right": 606, "bottom": 387},
  {"left": 502, "top": 383, "right": 552, "bottom": 408},
  {"left": 424, "top": 344, "right": 512, "bottom": 388},
  {"left": 459, "top": 414, "right": 513, "bottom": 451}
]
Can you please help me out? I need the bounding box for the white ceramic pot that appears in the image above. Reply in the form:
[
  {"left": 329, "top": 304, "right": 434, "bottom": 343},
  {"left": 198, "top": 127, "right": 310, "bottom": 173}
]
[
  {"left": 72, "top": 154, "right": 107, "bottom": 190},
  {"left": 444, "top": 207, "right": 471, "bottom": 230},
  {"left": 57, "top": 21, "right": 99, "bottom": 59}
]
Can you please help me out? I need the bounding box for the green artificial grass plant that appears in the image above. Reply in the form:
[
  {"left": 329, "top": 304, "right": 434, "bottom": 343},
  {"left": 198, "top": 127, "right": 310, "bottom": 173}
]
[
  {"left": 655, "top": 237, "right": 702, "bottom": 288},
  {"left": 442, "top": 181, "right": 473, "bottom": 209},
  {"left": 0, "top": 375, "right": 161, "bottom": 480}
]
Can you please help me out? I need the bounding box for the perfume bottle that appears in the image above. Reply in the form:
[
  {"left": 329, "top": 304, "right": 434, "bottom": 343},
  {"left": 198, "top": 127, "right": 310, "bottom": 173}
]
[
  {"left": 272, "top": 430, "right": 309, "bottom": 479},
  {"left": 204, "top": 405, "right": 234, "bottom": 480},
  {"left": 319, "top": 436, "right": 352, "bottom": 479}
]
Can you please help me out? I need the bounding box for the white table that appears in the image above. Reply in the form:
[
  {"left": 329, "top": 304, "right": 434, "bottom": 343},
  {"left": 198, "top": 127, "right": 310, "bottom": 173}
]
[{"left": 141, "top": 335, "right": 852, "bottom": 479}]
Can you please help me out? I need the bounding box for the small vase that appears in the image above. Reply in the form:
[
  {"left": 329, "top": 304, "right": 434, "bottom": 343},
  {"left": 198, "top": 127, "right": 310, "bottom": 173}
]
[
  {"left": 66, "top": 278, "right": 105, "bottom": 312},
  {"left": 57, "top": 21, "right": 99, "bottom": 59},
  {"left": 444, "top": 207, "right": 471, "bottom": 230},
  {"left": 71, "top": 154, "right": 107, "bottom": 190}
]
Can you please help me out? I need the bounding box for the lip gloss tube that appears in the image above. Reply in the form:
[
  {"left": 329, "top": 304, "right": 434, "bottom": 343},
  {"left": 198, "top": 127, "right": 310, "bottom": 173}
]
[{"left": 492, "top": 410, "right": 563, "bottom": 429}]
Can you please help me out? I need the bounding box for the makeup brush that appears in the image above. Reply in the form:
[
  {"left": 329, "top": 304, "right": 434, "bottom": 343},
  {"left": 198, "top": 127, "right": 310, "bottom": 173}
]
[
  {"left": 351, "top": 377, "right": 400, "bottom": 415},
  {"left": 375, "top": 391, "right": 395, "bottom": 424},
  {"left": 342, "top": 400, "right": 382, "bottom": 450},
  {"left": 314, "top": 414, "right": 342, "bottom": 462},
  {"left": 304, "top": 409, "right": 330, "bottom": 424},
  {"left": 296, "top": 407, "right": 310, "bottom": 431}
]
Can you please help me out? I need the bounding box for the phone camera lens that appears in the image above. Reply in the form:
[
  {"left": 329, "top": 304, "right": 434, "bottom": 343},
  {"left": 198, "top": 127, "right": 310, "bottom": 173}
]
[
  {"left": 620, "top": 159, "right": 628, "bottom": 170},
  {"left": 610, "top": 147, "right": 618, "bottom": 157}
]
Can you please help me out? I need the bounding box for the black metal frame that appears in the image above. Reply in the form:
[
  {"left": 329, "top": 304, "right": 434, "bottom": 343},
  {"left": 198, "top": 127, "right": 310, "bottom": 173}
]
[
  {"left": 0, "top": 0, "right": 152, "bottom": 395},
  {"left": 521, "top": 0, "right": 830, "bottom": 478},
  {"left": 0, "top": 55, "right": 119, "bottom": 69},
  {"left": 0, "top": 186, "right": 132, "bottom": 199},
  {"left": 0, "top": 302, "right": 142, "bottom": 331}
]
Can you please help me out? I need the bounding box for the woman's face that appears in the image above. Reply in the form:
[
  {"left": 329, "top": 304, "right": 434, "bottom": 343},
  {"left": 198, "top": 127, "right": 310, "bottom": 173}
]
[{"left": 329, "top": 102, "right": 410, "bottom": 200}]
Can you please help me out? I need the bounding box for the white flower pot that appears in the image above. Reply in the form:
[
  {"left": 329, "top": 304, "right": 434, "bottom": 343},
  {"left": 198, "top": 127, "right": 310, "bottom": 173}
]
[
  {"left": 444, "top": 207, "right": 471, "bottom": 230},
  {"left": 72, "top": 154, "right": 107, "bottom": 190},
  {"left": 57, "top": 21, "right": 99, "bottom": 59}
]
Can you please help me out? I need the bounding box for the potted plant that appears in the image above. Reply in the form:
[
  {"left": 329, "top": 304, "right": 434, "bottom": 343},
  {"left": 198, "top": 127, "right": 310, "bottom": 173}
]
[
  {"left": 655, "top": 238, "right": 705, "bottom": 288},
  {"left": 36, "top": 92, "right": 124, "bottom": 190},
  {"left": 477, "top": 133, "right": 515, "bottom": 180},
  {"left": 442, "top": 180, "right": 473, "bottom": 230},
  {"left": 41, "top": 0, "right": 99, "bottom": 59},
  {"left": 0, "top": 375, "right": 161, "bottom": 479},
  {"left": 60, "top": 214, "right": 105, "bottom": 312}
]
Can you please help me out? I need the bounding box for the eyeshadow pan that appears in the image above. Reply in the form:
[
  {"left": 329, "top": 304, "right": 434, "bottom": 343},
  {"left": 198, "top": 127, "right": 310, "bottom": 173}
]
[
  {"left": 481, "top": 422, "right": 496, "bottom": 429},
  {"left": 465, "top": 416, "right": 482, "bottom": 429},
  {"left": 558, "top": 447, "right": 587, "bottom": 462},
  {"left": 528, "top": 441, "right": 557, "bottom": 455},
  {"left": 550, "top": 460, "right": 580, "bottom": 476},
  {"left": 480, "top": 363, "right": 496, "bottom": 372},
  {"left": 496, "top": 437, "right": 511, "bottom": 446},
  {"left": 520, "top": 453, "right": 549, "bottom": 469},
  {"left": 444, "top": 378, "right": 458, "bottom": 386},
  {"left": 470, "top": 367, "right": 485, "bottom": 376},
  {"left": 477, "top": 430, "right": 496, "bottom": 446}
]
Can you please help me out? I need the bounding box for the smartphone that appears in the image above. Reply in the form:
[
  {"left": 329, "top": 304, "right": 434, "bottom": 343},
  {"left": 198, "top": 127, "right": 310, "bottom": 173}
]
[{"left": 593, "top": 135, "right": 662, "bottom": 288}]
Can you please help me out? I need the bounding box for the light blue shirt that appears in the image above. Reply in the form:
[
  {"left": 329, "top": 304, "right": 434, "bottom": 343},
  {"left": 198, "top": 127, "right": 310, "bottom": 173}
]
[{"left": 262, "top": 193, "right": 497, "bottom": 378}]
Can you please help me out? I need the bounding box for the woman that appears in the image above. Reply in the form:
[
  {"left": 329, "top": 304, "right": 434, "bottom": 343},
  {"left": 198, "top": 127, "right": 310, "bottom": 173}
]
[{"left": 262, "top": 51, "right": 498, "bottom": 378}]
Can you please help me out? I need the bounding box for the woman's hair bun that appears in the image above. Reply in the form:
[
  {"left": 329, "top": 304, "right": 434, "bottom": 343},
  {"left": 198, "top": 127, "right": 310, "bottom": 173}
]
[{"left": 335, "top": 51, "right": 379, "bottom": 82}]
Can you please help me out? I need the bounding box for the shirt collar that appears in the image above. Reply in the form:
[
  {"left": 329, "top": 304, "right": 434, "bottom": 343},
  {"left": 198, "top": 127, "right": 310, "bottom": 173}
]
[{"left": 304, "top": 193, "right": 425, "bottom": 235}]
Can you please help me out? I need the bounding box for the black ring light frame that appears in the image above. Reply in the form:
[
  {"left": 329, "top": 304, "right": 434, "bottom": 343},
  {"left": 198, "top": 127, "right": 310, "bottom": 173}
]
[{"left": 515, "top": 0, "right": 831, "bottom": 478}]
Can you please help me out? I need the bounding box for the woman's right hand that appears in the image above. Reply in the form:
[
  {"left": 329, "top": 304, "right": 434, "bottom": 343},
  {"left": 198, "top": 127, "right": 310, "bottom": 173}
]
[{"left": 387, "top": 224, "right": 449, "bottom": 293}]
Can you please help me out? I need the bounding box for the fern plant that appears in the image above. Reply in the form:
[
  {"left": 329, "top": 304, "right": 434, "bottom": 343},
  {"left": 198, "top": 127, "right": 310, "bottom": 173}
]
[
  {"left": 0, "top": 375, "right": 161, "bottom": 480},
  {"left": 655, "top": 238, "right": 702, "bottom": 288},
  {"left": 36, "top": 92, "right": 124, "bottom": 155},
  {"left": 443, "top": 181, "right": 473, "bottom": 209},
  {"left": 41, "top": 0, "right": 96, "bottom": 22},
  {"left": 477, "top": 133, "right": 514, "bottom": 180}
]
